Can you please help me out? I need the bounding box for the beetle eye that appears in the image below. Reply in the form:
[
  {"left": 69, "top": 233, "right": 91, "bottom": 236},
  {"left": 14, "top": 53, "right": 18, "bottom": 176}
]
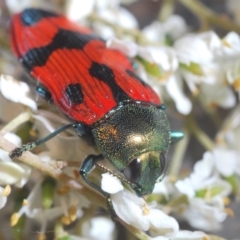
[
  {"left": 159, "top": 152, "right": 166, "bottom": 176},
  {"left": 123, "top": 158, "right": 141, "bottom": 183}
]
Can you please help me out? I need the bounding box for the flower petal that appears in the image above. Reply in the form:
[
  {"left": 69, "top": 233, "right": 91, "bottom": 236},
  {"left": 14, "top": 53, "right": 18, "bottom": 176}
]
[
  {"left": 66, "top": 0, "right": 95, "bottom": 20},
  {"left": 0, "top": 75, "right": 37, "bottom": 110},
  {"left": 148, "top": 209, "right": 179, "bottom": 236},
  {"left": 0, "top": 187, "right": 7, "bottom": 209},
  {"left": 101, "top": 173, "right": 124, "bottom": 194},
  {"left": 0, "top": 162, "right": 30, "bottom": 185},
  {"left": 111, "top": 190, "right": 150, "bottom": 231}
]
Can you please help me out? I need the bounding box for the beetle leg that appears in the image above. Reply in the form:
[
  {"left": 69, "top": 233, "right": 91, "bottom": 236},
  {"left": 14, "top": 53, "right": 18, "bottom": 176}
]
[
  {"left": 80, "top": 154, "right": 106, "bottom": 195},
  {"left": 9, "top": 123, "right": 74, "bottom": 158},
  {"left": 170, "top": 131, "right": 184, "bottom": 145},
  {"left": 80, "top": 154, "right": 117, "bottom": 218},
  {"left": 36, "top": 85, "right": 53, "bottom": 103}
]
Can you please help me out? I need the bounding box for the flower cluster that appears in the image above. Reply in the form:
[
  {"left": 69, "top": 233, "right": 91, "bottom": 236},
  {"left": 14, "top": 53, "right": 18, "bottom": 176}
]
[{"left": 0, "top": 0, "right": 239, "bottom": 240}]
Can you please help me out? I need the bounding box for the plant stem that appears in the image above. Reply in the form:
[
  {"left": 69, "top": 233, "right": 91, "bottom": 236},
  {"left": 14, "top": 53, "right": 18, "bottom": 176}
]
[
  {"left": 158, "top": 0, "right": 175, "bottom": 21},
  {"left": 169, "top": 128, "right": 190, "bottom": 178},
  {"left": 187, "top": 114, "right": 215, "bottom": 151},
  {"left": 0, "top": 135, "right": 105, "bottom": 209},
  {"left": 0, "top": 112, "right": 32, "bottom": 133},
  {"left": 88, "top": 13, "right": 150, "bottom": 45},
  {"left": 179, "top": 0, "right": 240, "bottom": 33}
]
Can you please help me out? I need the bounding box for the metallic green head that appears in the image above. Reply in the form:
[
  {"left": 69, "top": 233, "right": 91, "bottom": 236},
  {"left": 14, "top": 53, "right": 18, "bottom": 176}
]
[{"left": 92, "top": 103, "right": 171, "bottom": 196}]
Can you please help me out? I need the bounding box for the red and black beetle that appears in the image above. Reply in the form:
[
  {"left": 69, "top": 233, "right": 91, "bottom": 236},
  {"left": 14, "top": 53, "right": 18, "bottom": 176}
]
[{"left": 10, "top": 8, "right": 183, "bottom": 200}]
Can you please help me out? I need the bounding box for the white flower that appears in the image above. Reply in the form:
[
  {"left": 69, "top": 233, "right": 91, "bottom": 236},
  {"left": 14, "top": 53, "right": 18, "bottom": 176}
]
[
  {"left": 153, "top": 177, "right": 175, "bottom": 200},
  {"left": 112, "top": 189, "right": 178, "bottom": 235},
  {"left": 199, "top": 82, "right": 236, "bottom": 109},
  {"left": 143, "top": 15, "right": 188, "bottom": 44},
  {"left": 73, "top": 0, "right": 138, "bottom": 39},
  {"left": 152, "top": 230, "right": 208, "bottom": 240},
  {"left": 93, "top": 6, "right": 138, "bottom": 39},
  {"left": 102, "top": 173, "right": 179, "bottom": 236},
  {"left": 192, "top": 148, "right": 240, "bottom": 178},
  {"left": 66, "top": 0, "right": 95, "bottom": 21},
  {"left": 6, "top": 0, "right": 34, "bottom": 13},
  {"left": 0, "top": 187, "right": 8, "bottom": 209},
  {"left": 107, "top": 38, "right": 192, "bottom": 114},
  {"left": 17, "top": 181, "right": 64, "bottom": 227},
  {"left": 165, "top": 74, "right": 192, "bottom": 115},
  {"left": 81, "top": 216, "right": 115, "bottom": 240},
  {"left": 211, "top": 148, "right": 240, "bottom": 177},
  {"left": 174, "top": 31, "right": 237, "bottom": 108},
  {"left": 0, "top": 162, "right": 31, "bottom": 187},
  {"left": 218, "top": 105, "right": 240, "bottom": 158},
  {"left": 181, "top": 198, "right": 227, "bottom": 231},
  {"left": 0, "top": 132, "right": 21, "bottom": 162},
  {"left": 225, "top": 60, "right": 240, "bottom": 94},
  {"left": 0, "top": 75, "right": 37, "bottom": 111},
  {"left": 102, "top": 173, "right": 123, "bottom": 194},
  {"left": 169, "top": 230, "right": 208, "bottom": 240},
  {"left": 13, "top": 162, "right": 90, "bottom": 229},
  {"left": 174, "top": 150, "right": 232, "bottom": 231},
  {"left": 6, "top": 0, "right": 52, "bottom": 13},
  {"left": 0, "top": 133, "right": 31, "bottom": 187}
]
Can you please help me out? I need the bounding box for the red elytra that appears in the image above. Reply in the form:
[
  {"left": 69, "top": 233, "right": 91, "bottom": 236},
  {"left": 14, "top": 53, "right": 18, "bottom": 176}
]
[{"left": 10, "top": 8, "right": 161, "bottom": 126}]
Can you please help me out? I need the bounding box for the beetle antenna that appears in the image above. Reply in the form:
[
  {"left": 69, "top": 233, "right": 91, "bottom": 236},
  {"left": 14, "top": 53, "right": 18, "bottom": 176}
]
[{"left": 95, "top": 162, "right": 135, "bottom": 186}]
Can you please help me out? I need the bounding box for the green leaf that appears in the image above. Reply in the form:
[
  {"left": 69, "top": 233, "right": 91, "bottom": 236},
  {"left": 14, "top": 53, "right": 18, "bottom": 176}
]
[
  {"left": 42, "top": 176, "right": 56, "bottom": 209},
  {"left": 137, "top": 57, "right": 162, "bottom": 77},
  {"left": 195, "top": 186, "right": 223, "bottom": 198},
  {"left": 224, "top": 174, "right": 239, "bottom": 196},
  {"left": 180, "top": 62, "right": 204, "bottom": 76},
  {"left": 58, "top": 237, "right": 72, "bottom": 240}
]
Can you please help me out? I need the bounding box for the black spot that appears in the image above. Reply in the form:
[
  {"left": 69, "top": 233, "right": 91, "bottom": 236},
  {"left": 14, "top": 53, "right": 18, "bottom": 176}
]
[
  {"left": 65, "top": 83, "right": 83, "bottom": 104},
  {"left": 89, "top": 62, "right": 130, "bottom": 103},
  {"left": 21, "top": 8, "right": 58, "bottom": 26},
  {"left": 126, "top": 69, "right": 148, "bottom": 86},
  {"left": 22, "top": 29, "right": 102, "bottom": 71}
]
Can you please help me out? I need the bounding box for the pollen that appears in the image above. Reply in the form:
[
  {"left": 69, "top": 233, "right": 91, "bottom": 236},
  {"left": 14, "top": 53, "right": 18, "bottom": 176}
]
[
  {"left": 73, "top": 169, "right": 80, "bottom": 179},
  {"left": 233, "top": 78, "right": 240, "bottom": 91},
  {"left": 22, "top": 199, "right": 28, "bottom": 206},
  {"left": 222, "top": 39, "right": 231, "bottom": 48},
  {"left": 142, "top": 203, "right": 150, "bottom": 215},
  {"left": 169, "top": 175, "right": 177, "bottom": 183},
  {"left": 224, "top": 207, "right": 234, "bottom": 217},
  {"left": 29, "top": 128, "right": 38, "bottom": 137},
  {"left": 2, "top": 185, "right": 11, "bottom": 196},
  {"left": 10, "top": 212, "right": 19, "bottom": 227},
  {"left": 69, "top": 205, "right": 77, "bottom": 221},
  {"left": 158, "top": 71, "right": 172, "bottom": 83},
  {"left": 57, "top": 185, "right": 70, "bottom": 195},
  {"left": 192, "top": 87, "right": 199, "bottom": 96},
  {"left": 223, "top": 197, "right": 230, "bottom": 206},
  {"left": 61, "top": 215, "right": 72, "bottom": 225},
  {"left": 202, "top": 236, "right": 209, "bottom": 240},
  {"left": 37, "top": 233, "right": 46, "bottom": 240}
]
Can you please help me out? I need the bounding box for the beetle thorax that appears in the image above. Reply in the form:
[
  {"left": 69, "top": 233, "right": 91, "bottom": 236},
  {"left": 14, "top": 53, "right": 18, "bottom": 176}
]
[{"left": 92, "top": 103, "right": 171, "bottom": 171}]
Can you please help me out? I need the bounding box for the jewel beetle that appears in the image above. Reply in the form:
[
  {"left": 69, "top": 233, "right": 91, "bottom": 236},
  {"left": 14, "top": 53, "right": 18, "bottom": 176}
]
[{"left": 10, "top": 8, "right": 183, "bottom": 199}]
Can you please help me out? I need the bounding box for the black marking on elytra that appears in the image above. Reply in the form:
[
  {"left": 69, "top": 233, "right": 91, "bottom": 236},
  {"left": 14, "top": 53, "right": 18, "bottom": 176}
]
[
  {"left": 65, "top": 83, "right": 84, "bottom": 104},
  {"left": 21, "top": 8, "right": 58, "bottom": 26},
  {"left": 22, "top": 29, "right": 102, "bottom": 71},
  {"left": 126, "top": 69, "right": 148, "bottom": 87},
  {"left": 89, "top": 62, "right": 131, "bottom": 103}
]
